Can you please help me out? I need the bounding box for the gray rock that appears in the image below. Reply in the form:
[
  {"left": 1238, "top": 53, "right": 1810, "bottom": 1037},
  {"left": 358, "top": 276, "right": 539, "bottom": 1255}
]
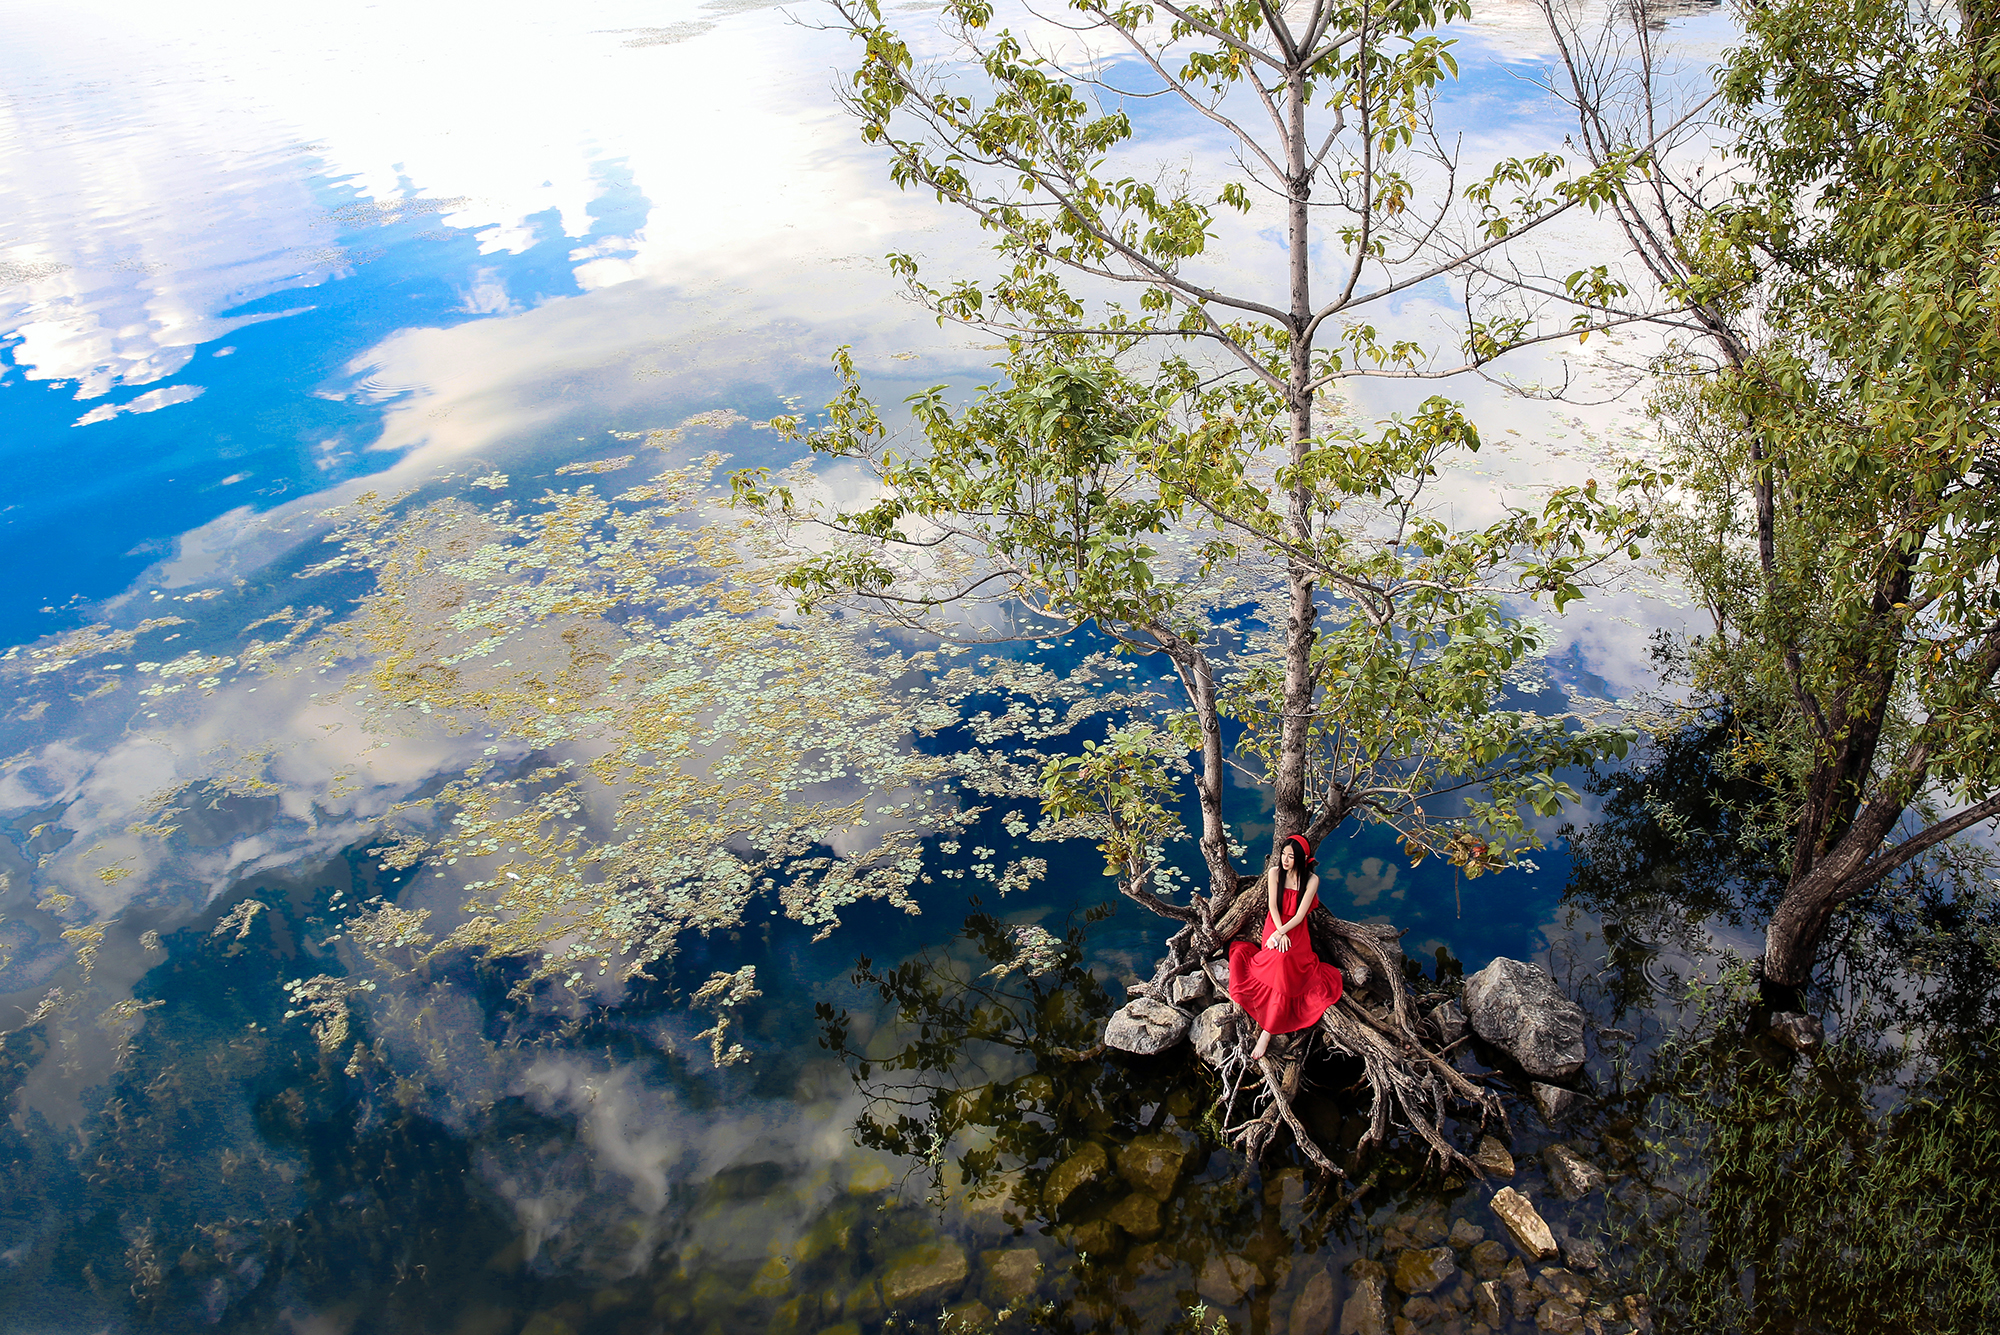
[
  {"left": 1430, "top": 998, "right": 1470, "bottom": 1045},
  {"left": 1769, "top": 1011, "right": 1825, "bottom": 1053},
  {"left": 1531, "top": 1082, "right": 1579, "bottom": 1122},
  {"left": 1104, "top": 996, "right": 1190, "bottom": 1055},
  {"left": 1170, "top": 972, "right": 1212, "bottom": 1008},
  {"left": 1290, "top": 1270, "right": 1336, "bottom": 1335},
  {"left": 1542, "top": 1144, "right": 1606, "bottom": 1201},
  {"left": 1190, "top": 1001, "right": 1239, "bottom": 1066},
  {"left": 1462, "top": 957, "right": 1586, "bottom": 1079},
  {"left": 1204, "top": 957, "right": 1230, "bottom": 990}
]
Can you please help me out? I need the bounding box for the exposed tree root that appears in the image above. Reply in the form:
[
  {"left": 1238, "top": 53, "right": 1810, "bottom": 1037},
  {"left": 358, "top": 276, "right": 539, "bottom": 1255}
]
[{"left": 1126, "top": 875, "right": 1505, "bottom": 1178}]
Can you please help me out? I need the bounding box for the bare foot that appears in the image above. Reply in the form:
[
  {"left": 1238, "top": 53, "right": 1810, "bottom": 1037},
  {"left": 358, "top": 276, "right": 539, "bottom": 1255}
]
[{"left": 1250, "top": 1030, "right": 1271, "bottom": 1061}]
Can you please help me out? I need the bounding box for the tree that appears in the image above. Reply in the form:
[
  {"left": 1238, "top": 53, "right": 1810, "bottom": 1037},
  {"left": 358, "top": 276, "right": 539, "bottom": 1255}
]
[
  {"left": 1543, "top": 0, "right": 2000, "bottom": 1002},
  {"left": 736, "top": 0, "right": 1654, "bottom": 1167}
]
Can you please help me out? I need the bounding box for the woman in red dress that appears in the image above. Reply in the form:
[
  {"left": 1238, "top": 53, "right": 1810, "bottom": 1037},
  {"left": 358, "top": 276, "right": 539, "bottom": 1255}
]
[{"left": 1228, "top": 834, "right": 1344, "bottom": 1059}]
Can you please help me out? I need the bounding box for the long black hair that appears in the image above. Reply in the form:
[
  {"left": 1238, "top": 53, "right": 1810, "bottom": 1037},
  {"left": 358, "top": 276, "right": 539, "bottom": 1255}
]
[{"left": 1271, "top": 833, "right": 1317, "bottom": 886}]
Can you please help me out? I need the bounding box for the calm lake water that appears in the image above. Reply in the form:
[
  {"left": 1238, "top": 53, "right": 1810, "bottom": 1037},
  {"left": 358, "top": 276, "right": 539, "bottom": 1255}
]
[{"left": 14, "top": 2, "right": 1940, "bottom": 1334}]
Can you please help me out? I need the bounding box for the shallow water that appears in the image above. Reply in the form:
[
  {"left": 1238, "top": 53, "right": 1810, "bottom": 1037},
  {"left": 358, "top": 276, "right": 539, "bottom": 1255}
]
[{"left": 0, "top": 0, "right": 1834, "bottom": 1332}]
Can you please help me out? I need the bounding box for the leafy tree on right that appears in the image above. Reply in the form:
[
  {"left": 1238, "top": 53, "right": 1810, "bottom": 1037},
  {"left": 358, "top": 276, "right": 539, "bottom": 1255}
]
[{"left": 1547, "top": 0, "right": 2000, "bottom": 1004}]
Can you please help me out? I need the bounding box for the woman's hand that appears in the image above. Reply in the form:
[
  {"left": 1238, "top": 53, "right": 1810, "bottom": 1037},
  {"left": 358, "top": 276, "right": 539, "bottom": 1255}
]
[{"left": 1266, "top": 930, "right": 1291, "bottom": 953}]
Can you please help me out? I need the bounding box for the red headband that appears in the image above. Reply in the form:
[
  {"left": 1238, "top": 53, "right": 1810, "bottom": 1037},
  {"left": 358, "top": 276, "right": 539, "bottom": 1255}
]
[{"left": 1285, "top": 834, "right": 1315, "bottom": 863}]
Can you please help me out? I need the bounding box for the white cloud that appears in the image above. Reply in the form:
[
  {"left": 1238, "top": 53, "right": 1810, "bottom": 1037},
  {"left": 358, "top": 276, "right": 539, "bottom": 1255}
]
[{"left": 72, "top": 383, "right": 205, "bottom": 427}]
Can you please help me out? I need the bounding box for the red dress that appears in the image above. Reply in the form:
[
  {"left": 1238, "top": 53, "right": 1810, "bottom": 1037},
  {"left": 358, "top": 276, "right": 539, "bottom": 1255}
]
[{"left": 1228, "top": 883, "right": 1343, "bottom": 1034}]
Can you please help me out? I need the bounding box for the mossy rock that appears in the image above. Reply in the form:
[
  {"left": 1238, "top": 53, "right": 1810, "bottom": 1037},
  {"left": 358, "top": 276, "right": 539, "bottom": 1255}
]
[
  {"left": 1103, "top": 1192, "right": 1163, "bottom": 1241},
  {"left": 1114, "top": 1132, "right": 1188, "bottom": 1199},
  {"left": 843, "top": 1279, "right": 884, "bottom": 1324},
  {"left": 750, "top": 1256, "right": 794, "bottom": 1299},
  {"left": 880, "top": 1240, "right": 970, "bottom": 1309},
  {"left": 1043, "top": 1142, "right": 1109, "bottom": 1214},
  {"left": 1070, "top": 1218, "right": 1120, "bottom": 1258},
  {"left": 766, "top": 1295, "right": 811, "bottom": 1335},
  {"left": 847, "top": 1159, "right": 894, "bottom": 1195},
  {"left": 519, "top": 1311, "right": 579, "bottom": 1335},
  {"left": 980, "top": 1246, "right": 1042, "bottom": 1305}
]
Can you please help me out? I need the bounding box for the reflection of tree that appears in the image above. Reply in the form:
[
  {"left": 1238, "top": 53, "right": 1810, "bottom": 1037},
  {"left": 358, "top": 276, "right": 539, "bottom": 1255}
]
[
  {"left": 824, "top": 907, "right": 1124, "bottom": 1206},
  {"left": 1565, "top": 725, "right": 2000, "bottom": 1333},
  {"left": 1601, "top": 967, "right": 2000, "bottom": 1334},
  {"left": 1566, "top": 706, "right": 2000, "bottom": 1033},
  {"left": 819, "top": 907, "right": 1358, "bottom": 1332},
  {"left": 1563, "top": 708, "right": 1788, "bottom": 1015}
]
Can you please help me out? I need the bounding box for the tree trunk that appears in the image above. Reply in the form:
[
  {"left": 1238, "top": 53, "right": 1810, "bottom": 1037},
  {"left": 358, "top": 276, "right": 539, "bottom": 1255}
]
[{"left": 1275, "top": 61, "right": 1317, "bottom": 849}]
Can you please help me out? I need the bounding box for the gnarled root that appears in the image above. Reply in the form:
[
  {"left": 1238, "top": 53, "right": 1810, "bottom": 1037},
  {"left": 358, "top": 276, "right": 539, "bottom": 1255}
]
[{"left": 1133, "top": 879, "right": 1504, "bottom": 1178}]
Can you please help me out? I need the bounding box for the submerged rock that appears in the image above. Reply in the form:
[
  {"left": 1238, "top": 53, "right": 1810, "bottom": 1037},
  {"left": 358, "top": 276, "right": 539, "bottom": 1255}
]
[
  {"left": 1392, "top": 1246, "right": 1457, "bottom": 1295},
  {"left": 1448, "top": 1217, "right": 1487, "bottom": 1250},
  {"left": 1430, "top": 998, "right": 1470, "bottom": 1045},
  {"left": 1339, "top": 1261, "right": 1390, "bottom": 1335},
  {"left": 880, "top": 1241, "right": 968, "bottom": 1309},
  {"left": 1561, "top": 1232, "right": 1600, "bottom": 1272},
  {"left": 1197, "top": 1253, "right": 1260, "bottom": 1305},
  {"left": 1489, "top": 1187, "right": 1559, "bottom": 1261},
  {"left": 1473, "top": 1279, "right": 1505, "bottom": 1327},
  {"left": 1071, "top": 1219, "right": 1119, "bottom": 1256},
  {"left": 1473, "top": 1135, "right": 1516, "bottom": 1178},
  {"left": 748, "top": 1256, "right": 792, "bottom": 1298},
  {"left": 1531, "top": 1082, "right": 1580, "bottom": 1122},
  {"left": 979, "top": 1247, "right": 1041, "bottom": 1305},
  {"left": 1290, "top": 1270, "right": 1336, "bottom": 1334},
  {"left": 1462, "top": 958, "right": 1586, "bottom": 1079},
  {"left": 1115, "top": 1131, "right": 1188, "bottom": 1199},
  {"left": 1769, "top": 1011, "right": 1825, "bottom": 1053},
  {"left": 1383, "top": 1204, "right": 1449, "bottom": 1250},
  {"left": 946, "top": 1300, "right": 995, "bottom": 1329},
  {"left": 1533, "top": 1267, "right": 1589, "bottom": 1306},
  {"left": 1103, "top": 1192, "right": 1162, "bottom": 1240},
  {"left": 1104, "top": 996, "right": 1191, "bottom": 1054},
  {"left": 1044, "top": 1142, "right": 1108, "bottom": 1213},
  {"left": 1542, "top": 1144, "right": 1606, "bottom": 1201},
  {"left": 1467, "top": 1239, "right": 1509, "bottom": 1280},
  {"left": 1536, "top": 1297, "right": 1584, "bottom": 1333}
]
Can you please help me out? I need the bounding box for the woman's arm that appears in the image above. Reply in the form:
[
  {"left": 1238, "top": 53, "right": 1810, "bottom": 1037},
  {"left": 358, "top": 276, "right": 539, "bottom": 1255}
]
[{"left": 1263, "top": 865, "right": 1283, "bottom": 948}]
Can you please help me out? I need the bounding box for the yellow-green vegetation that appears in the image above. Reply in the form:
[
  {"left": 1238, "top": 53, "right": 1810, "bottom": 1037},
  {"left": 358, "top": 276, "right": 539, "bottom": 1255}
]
[{"left": 103, "top": 454, "right": 1161, "bottom": 1001}]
